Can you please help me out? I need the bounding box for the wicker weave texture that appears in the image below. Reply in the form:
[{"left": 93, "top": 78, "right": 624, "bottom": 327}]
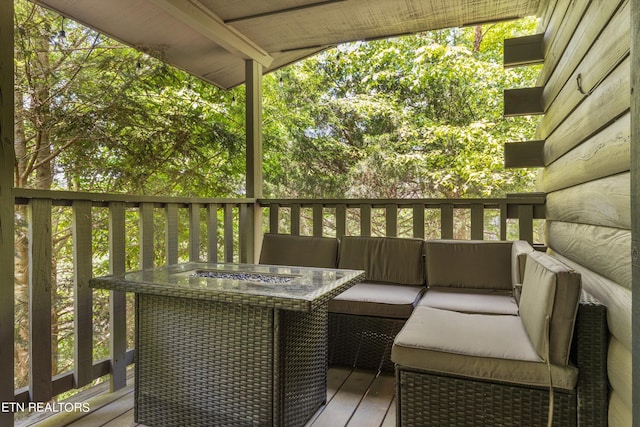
[
  {"left": 397, "top": 370, "right": 577, "bottom": 426},
  {"left": 280, "top": 308, "right": 328, "bottom": 425},
  {"left": 135, "top": 294, "right": 328, "bottom": 426},
  {"left": 328, "top": 313, "right": 406, "bottom": 372},
  {"left": 573, "top": 293, "right": 608, "bottom": 426},
  {"left": 395, "top": 295, "right": 608, "bottom": 427}
]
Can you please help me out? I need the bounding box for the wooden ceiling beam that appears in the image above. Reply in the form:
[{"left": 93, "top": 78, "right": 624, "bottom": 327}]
[
  {"left": 503, "top": 86, "right": 545, "bottom": 116},
  {"left": 504, "top": 33, "right": 545, "bottom": 68},
  {"left": 504, "top": 140, "right": 545, "bottom": 168},
  {"left": 147, "top": 0, "right": 274, "bottom": 67}
]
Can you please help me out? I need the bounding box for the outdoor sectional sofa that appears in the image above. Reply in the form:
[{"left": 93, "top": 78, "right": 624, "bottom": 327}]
[
  {"left": 260, "top": 233, "right": 425, "bottom": 371},
  {"left": 258, "top": 233, "right": 608, "bottom": 426}
]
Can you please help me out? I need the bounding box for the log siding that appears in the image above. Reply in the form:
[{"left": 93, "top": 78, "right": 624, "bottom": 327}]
[{"left": 537, "top": 0, "right": 632, "bottom": 424}]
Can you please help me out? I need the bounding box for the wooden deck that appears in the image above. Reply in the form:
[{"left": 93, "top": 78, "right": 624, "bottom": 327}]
[{"left": 17, "top": 367, "right": 396, "bottom": 427}]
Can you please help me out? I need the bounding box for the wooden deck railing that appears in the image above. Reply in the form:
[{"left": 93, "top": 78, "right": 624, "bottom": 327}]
[
  {"left": 10, "top": 188, "right": 545, "bottom": 407},
  {"left": 260, "top": 193, "right": 545, "bottom": 242},
  {"left": 12, "top": 188, "right": 256, "bottom": 407}
]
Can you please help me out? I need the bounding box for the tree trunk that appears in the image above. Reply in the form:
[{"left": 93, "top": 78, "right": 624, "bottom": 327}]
[
  {"left": 14, "top": 7, "right": 59, "bottom": 383},
  {"left": 14, "top": 90, "right": 30, "bottom": 388},
  {"left": 474, "top": 26, "right": 483, "bottom": 52}
]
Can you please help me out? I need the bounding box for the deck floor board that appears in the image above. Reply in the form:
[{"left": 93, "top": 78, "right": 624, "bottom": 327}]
[
  {"left": 345, "top": 374, "right": 395, "bottom": 427},
  {"left": 21, "top": 367, "right": 395, "bottom": 427},
  {"left": 66, "top": 391, "right": 136, "bottom": 427},
  {"left": 308, "top": 369, "right": 376, "bottom": 427}
]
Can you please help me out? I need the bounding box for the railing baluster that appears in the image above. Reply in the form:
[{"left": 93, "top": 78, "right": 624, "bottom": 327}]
[
  {"left": 239, "top": 203, "right": 250, "bottom": 263},
  {"left": 269, "top": 203, "right": 279, "bottom": 234},
  {"left": 518, "top": 204, "right": 534, "bottom": 244},
  {"left": 249, "top": 202, "right": 261, "bottom": 263},
  {"left": 72, "top": 200, "right": 93, "bottom": 387},
  {"left": 139, "top": 202, "right": 154, "bottom": 269},
  {"left": 224, "top": 204, "right": 234, "bottom": 262},
  {"left": 108, "top": 202, "right": 127, "bottom": 391},
  {"left": 471, "top": 203, "right": 484, "bottom": 240},
  {"left": 207, "top": 204, "right": 219, "bottom": 263},
  {"left": 165, "top": 203, "right": 179, "bottom": 265},
  {"left": 412, "top": 203, "right": 425, "bottom": 239},
  {"left": 500, "top": 203, "right": 508, "bottom": 240},
  {"left": 29, "top": 198, "right": 53, "bottom": 402},
  {"left": 441, "top": 204, "right": 454, "bottom": 239},
  {"left": 189, "top": 203, "right": 201, "bottom": 262},
  {"left": 291, "top": 203, "right": 301, "bottom": 236},
  {"left": 336, "top": 204, "right": 347, "bottom": 238},
  {"left": 386, "top": 204, "right": 398, "bottom": 237},
  {"left": 360, "top": 204, "right": 372, "bottom": 237},
  {"left": 313, "top": 204, "right": 323, "bottom": 237}
]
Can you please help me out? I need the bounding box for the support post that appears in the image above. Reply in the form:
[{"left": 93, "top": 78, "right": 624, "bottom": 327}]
[
  {"left": 0, "top": 3, "right": 14, "bottom": 426},
  {"left": 29, "top": 199, "right": 53, "bottom": 402},
  {"left": 109, "top": 203, "right": 127, "bottom": 391},
  {"left": 631, "top": 0, "right": 640, "bottom": 424},
  {"left": 245, "top": 60, "right": 263, "bottom": 262}
]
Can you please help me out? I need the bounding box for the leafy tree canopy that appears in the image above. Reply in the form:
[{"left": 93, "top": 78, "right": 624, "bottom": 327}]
[
  {"left": 262, "top": 21, "right": 541, "bottom": 199},
  {"left": 15, "top": 0, "right": 540, "bottom": 200},
  {"left": 15, "top": 0, "right": 245, "bottom": 196}
]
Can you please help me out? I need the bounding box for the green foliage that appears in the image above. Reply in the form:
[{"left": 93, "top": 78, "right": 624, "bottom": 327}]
[
  {"left": 14, "top": 0, "right": 246, "bottom": 196},
  {"left": 262, "top": 19, "right": 541, "bottom": 199},
  {"left": 15, "top": 2, "right": 539, "bottom": 200}
]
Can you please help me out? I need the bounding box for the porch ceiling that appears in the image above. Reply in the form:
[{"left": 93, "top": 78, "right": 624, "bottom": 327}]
[{"left": 33, "top": 0, "right": 541, "bottom": 89}]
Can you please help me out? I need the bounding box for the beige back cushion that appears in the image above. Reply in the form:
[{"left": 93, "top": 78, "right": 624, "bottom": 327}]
[
  {"left": 425, "top": 240, "right": 513, "bottom": 290},
  {"left": 511, "top": 240, "right": 535, "bottom": 285},
  {"left": 338, "top": 236, "right": 425, "bottom": 285},
  {"left": 519, "top": 251, "right": 581, "bottom": 365},
  {"left": 259, "top": 233, "right": 339, "bottom": 268}
]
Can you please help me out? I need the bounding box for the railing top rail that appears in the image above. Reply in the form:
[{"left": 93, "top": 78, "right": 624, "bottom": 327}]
[
  {"left": 14, "top": 188, "right": 256, "bottom": 207},
  {"left": 258, "top": 193, "right": 546, "bottom": 207},
  {"left": 13, "top": 188, "right": 546, "bottom": 208}
]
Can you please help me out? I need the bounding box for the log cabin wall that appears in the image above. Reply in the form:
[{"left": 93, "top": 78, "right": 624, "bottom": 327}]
[{"left": 535, "top": 0, "right": 631, "bottom": 425}]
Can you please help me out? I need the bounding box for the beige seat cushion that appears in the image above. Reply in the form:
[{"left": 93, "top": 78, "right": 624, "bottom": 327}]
[
  {"left": 338, "top": 236, "right": 425, "bottom": 285},
  {"left": 519, "top": 251, "right": 581, "bottom": 366},
  {"left": 391, "top": 307, "right": 578, "bottom": 390},
  {"left": 425, "top": 240, "right": 513, "bottom": 291},
  {"left": 329, "top": 282, "right": 424, "bottom": 319},
  {"left": 259, "top": 233, "right": 338, "bottom": 268},
  {"left": 418, "top": 289, "right": 518, "bottom": 315}
]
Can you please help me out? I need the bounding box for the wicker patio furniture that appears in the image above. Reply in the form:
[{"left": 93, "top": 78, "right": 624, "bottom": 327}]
[
  {"left": 393, "top": 250, "right": 608, "bottom": 426},
  {"left": 91, "top": 262, "right": 364, "bottom": 427},
  {"left": 259, "top": 233, "right": 339, "bottom": 268},
  {"left": 328, "top": 236, "right": 427, "bottom": 372},
  {"left": 259, "top": 234, "right": 427, "bottom": 373}
]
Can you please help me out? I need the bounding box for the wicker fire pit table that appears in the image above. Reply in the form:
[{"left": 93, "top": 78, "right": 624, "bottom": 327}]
[{"left": 90, "top": 262, "right": 364, "bottom": 427}]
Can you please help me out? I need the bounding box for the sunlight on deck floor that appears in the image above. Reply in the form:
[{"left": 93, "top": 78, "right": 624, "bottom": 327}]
[{"left": 17, "top": 367, "right": 396, "bottom": 427}]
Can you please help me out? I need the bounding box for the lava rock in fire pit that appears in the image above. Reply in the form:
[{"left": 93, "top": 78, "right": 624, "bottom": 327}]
[{"left": 193, "top": 271, "right": 294, "bottom": 284}]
